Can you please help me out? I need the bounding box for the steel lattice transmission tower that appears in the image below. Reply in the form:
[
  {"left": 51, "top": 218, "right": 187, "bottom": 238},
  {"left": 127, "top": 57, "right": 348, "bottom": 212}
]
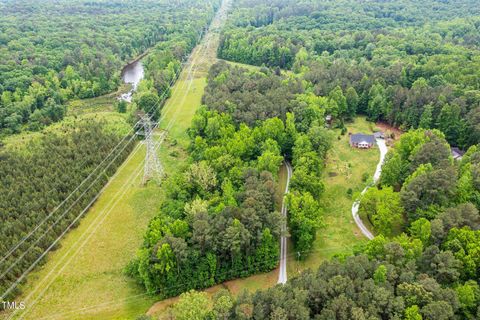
[{"left": 141, "top": 115, "right": 163, "bottom": 184}]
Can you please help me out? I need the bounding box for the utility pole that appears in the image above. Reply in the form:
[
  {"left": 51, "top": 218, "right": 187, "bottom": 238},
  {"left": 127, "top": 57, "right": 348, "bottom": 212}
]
[{"left": 141, "top": 115, "right": 163, "bottom": 185}]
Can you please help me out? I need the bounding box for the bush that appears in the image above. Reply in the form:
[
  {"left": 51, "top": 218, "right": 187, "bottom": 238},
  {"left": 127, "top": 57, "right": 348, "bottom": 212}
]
[
  {"left": 362, "top": 172, "right": 370, "bottom": 182},
  {"left": 347, "top": 188, "right": 353, "bottom": 198}
]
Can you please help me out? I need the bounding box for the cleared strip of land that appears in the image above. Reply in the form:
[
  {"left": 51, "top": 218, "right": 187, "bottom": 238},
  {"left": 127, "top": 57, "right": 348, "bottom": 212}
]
[
  {"left": 1, "top": 3, "right": 228, "bottom": 320},
  {"left": 285, "top": 117, "right": 379, "bottom": 276}
]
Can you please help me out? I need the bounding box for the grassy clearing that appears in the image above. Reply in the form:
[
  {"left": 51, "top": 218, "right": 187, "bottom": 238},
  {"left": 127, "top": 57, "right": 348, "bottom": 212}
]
[
  {"left": 286, "top": 117, "right": 380, "bottom": 277},
  {"left": 3, "top": 45, "right": 211, "bottom": 320},
  {"left": 222, "top": 59, "right": 292, "bottom": 77},
  {"left": 2, "top": 112, "right": 131, "bottom": 152},
  {"left": 159, "top": 77, "right": 207, "bottom": 147},
  {"left": 2, "top": 3, "right": 225, "bottom": 319},
  {"left": 146, "top": 118, "right": 382, "bottom": 318},
  {"left": 222, "top": 60, "right": 261, "bottom": 71},
  {"left": 67, "top": 83, "right": 131, "bottom": 116}
]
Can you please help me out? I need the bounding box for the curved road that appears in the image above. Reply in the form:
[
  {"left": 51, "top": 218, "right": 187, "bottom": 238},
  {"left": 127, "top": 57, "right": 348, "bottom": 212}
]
[
  {"left": 351, "top": 138, "right": 388, "bottom": 240},
  {"left": 278, "top": 161, "right": 292, "bottom": 284}
]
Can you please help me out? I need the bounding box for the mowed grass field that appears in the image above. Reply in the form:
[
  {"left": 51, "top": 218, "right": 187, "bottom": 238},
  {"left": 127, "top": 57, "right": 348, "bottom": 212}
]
[
  {"left": 2, "top": 2, "right": 228, "bottom": 319},
  {"left": 2, "top": 35, "right": 213, "bottom": 320},
  {"left": 286, "top": 117, "right": 379, "bottom": 277}
]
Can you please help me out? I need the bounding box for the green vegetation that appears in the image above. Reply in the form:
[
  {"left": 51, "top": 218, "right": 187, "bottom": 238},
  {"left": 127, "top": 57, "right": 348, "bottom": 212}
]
[
  {"left": 0, "top": 0, "right": 219, "bottom": 137},
  {"left": 218, "top": 0, "right": 480, "bottom": 149},
  {"left": 359, "top": 187, "right": 404, "bottom": 236},
  {"left": 0, "top": 2, "right": 226, "bottom": 317},
  {"left": 0, "top": 120, "right": 135, "bottom": 302},
  {"left": 159, "top": 1, "right": 480, "bottom": 318},
  {"left": 0, "top": 0, "right": 220, "bottom": 303},
  {"left": 129, "top": 61, "right": 332, "bottom": 298},
  {"left": 3, "top": 0, "right": 480, "bottom": 319},
  {"left": 286, "top": 118, "right": 378, "bottom": 275},
  {"left": 170, "top": 127, "right": 480, "bottom": 318}
]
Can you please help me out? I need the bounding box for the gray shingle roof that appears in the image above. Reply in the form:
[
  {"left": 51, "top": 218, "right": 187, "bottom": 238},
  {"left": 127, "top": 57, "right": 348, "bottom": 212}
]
[
  {"left": 350, "top": 133, "right": 376, "bottom": 145},
  {"left": 451, "top": 147, "right": 465, "bottom": 158},
  {"left": 374, "top": 132, "right": 384, "bottom": 139}
]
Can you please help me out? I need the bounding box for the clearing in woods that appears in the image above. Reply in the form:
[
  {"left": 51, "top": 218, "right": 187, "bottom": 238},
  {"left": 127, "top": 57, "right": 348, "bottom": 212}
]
[
  {"left": 146, "top": 117, "right": 380, "bottom": 318},
  {"left": 286, "top": 117, "right": 380, "bottom": 277},
  {"left": 2, "top": 1, "right": 228, "bottom": 319}
]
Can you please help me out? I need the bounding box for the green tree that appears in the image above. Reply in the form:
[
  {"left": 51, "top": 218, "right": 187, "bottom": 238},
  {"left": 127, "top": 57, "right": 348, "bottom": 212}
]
[
  {"left": 419, "top": 104, "right": 434, "bottom": 129},
  {"left": 367, "top": 83, "right": 387, "bottom": 121},
  {"left": 155, "top": 243, "right": 176, "bottom": 274},
  {"left": 172, "top": 290, "right": 210, "bottom": 320},
  {"left": 286, "top": 192, "right": 323, "bottom": 257},
  {"left": 329, "top": 86, "right": 348, "bottom": 118},
  {"left": 405, "top": 305, "right": 423, "bottom": 320},
  {"left": 373, "top": 264, "right": 387, "bottom": 285},
  {"left": 409, "top": 218, "right": 431, "bottom": 245},
  {"left": 380, "top": 151, "right": 404, "bottom": 189},
  {"left": 257, "top": 139, "right": 283, "bottom": 176},
  {"left": 184, "top": 161, "right": 217, "bottom": 196},
  {"left": 137, "top": 92, "right": 161, "bottom": 120},
  {"left": 212, "top": 289, "right": 234, "bottom": 320},
  {"left": 456, "top": 281, "right": 480, "bottom": 317},
  {"left": 359, "top": 187, "right": 404, "bottom": 236},
  {"left": 437, "top": 103, "right": 462, "bottom": 145},
  {"left": 345, "top": 86, "right": 359, "bottom": 119},
  {"left": 116, "top": 100, "right": 128, "bottom": 113}
]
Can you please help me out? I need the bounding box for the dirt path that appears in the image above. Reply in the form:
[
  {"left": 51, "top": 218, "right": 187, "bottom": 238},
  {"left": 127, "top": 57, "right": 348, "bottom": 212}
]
[
  {"left": 351, "top": 138, "right": 388, "bottom": 239},
  {"left": 277, "top": 161, "right": 292, "bottom": 284}
]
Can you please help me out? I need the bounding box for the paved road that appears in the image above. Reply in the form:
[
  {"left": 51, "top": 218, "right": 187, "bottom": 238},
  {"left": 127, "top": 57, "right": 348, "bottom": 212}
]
[
  {"left": 351, "top": 138, "right": 388, "bottom": 240},
  {"left": 278, "top": 161, "right": 292, "bottom": 284}
]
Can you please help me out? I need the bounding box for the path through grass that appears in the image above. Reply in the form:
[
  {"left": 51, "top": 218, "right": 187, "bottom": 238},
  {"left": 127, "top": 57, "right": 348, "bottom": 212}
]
[
  {"left": 2, "top": 3, "right": 224, "bottom": 319},
  {"left": 286, "top": 117, "right": 379, "bottom": 277}
]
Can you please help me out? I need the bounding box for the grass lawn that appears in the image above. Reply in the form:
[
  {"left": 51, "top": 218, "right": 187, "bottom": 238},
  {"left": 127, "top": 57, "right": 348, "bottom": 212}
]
[
  {"left": 3, "top": 39, "right": 214, "bottom": 320},
  {"left": 286, "top": 117, "right": 380, "bottom": 277},
  {"left": 2, "top": 2, "right": 226, "bottom": 319}
]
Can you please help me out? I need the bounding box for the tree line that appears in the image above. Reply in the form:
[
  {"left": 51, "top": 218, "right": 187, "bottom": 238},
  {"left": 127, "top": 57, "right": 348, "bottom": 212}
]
[
  {"left": 217, "top": 0, "right": 480, "bottom": 149},
  {"left": 0, "top": 120, "right": 134, "bottom": 302},
  {"left": 0, "top": 0, "right": 220, "bottom": 136},
  {"left": 128, "top": 61, "right": 333, "bottom": 298}
]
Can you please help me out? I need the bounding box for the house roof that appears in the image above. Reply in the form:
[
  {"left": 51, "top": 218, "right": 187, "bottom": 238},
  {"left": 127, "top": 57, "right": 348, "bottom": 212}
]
[
  {"left": 373, "top": 131, "right": 384, "bottom": 138},
  {"left": 451, "top": 147, "right": 465, "bottom": 158},
  {"left": 350, "top": 133, "right": 376, "bottom": 145}
]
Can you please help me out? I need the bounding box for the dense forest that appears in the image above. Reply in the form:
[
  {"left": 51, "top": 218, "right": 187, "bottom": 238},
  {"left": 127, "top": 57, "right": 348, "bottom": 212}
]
[
  {"left": 128, "top": 61, "right": 332, "bottom": 297},
  {"left": 0, "top": 120, "right": 134, "bottom": 300},
  {"left": 0, "top": 0, "right": 221, "bottom": 304},
  {"left": 2, "top": 0, "right": 480, "bottom": 318},
  {"left": 218, "top": 0, "right": 480, "bottom": 149},
  {"left": 172, "top": 129, "right": 480, "bottom": 319},
  {"left": 0, "top": 0, "right": 219, "bottom": 136}
]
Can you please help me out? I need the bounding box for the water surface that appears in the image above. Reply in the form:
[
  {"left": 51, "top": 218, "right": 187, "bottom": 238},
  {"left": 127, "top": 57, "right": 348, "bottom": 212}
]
[{"left": 119, "top": 60, "right": 144, "bottom": 102}]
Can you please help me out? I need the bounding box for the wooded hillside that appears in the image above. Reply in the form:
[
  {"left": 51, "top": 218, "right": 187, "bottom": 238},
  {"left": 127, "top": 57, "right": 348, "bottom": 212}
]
[{"left": 218, "top": 0, "right": 480, "bottom": 149}]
